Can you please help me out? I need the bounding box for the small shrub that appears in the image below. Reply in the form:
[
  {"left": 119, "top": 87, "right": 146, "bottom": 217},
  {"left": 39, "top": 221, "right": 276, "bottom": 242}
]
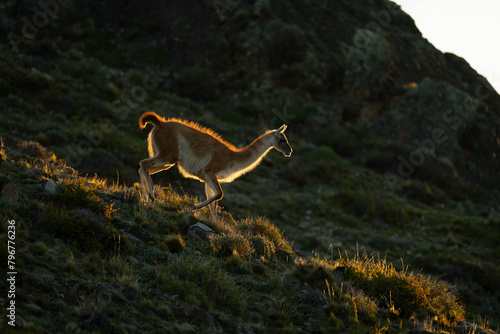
[
  {"left": 175, "top": 67, "right": 218, "bottom": 102},
  {"left": 160, "top": 235, "right": 185, "bottom": 254},
  {"left": 0, "top": 148, "right": 8, "bottom": 163},
  {"left": 164, "top": 280, "right": 211, "bottom": 310},
  {"left": 65, "top": 258, "right": 77, "bottom": 272},
  {"left": 55, "top": 178, "right": 103, "bottom": 211},
  {"left": 294, "top": 257, "right": 339, "bottom": 288},
  {"left": 296, "top": 253, "right": 465, "bottom": 329},
  {"left": 82, "top": 98, "right": 114, "bottom": 119},
  {"left": 323, "top": 280, "right": 378, "bottom": 328},
  {"left": 119, "top": 187, "right": 141, "bottom": 204},
  {"left": 267, "top": 23, "right": 308, "bottom": 68},
  {"left": 209, "top": 233, "right": 254, "bottom": 257},
  {"left": 77, "top": 149, "right": 125, "bottom": 180},
  {"left": 31, "top": 241, "right": 48, "bottom": 256},
  {"left": 17, "top": 141, "right": 50, "bottom": 159},
  {"left": 239, "top": 216, "right": 294, "bottom": 258},
  {"left": 154, "top": 302, "right": 175, "bottom": 321},
  {"left": 239, "top": 216, "right": 282, "bottom": 247},
  {"left": 157, "top": 255, "right": 244, "bottom": 313},
  {"left": 72, "top": 208, "right": 106, "bottom": 231},
  {"left": 250, "top": 235, "right": 275, "bottom": 259},
  {"left": 43, "top": 203, "right": 125, "bottom": 253},
  {"left": 84, "top": 252, "right": 104, "bottom": 275},
  {"left": 315, "top": 125, "right": 362, "bottom": 158},
  {"left": 333, "top": 188, "right": 406, "bottom": 226},
  {"left": 144, "top": 247, "right": 171, "bottom": 264},
  {"left": 342, "top": 253, "right": 465, "bottom": 327},
  {"left": 304, "top": 146, "right": 344, "bottom": 165},
  {"left": 163, "top": 184, "right": 195, "bottom": 208},
  {"left": 44, "top": 203, "right": 98, "bottom": 250}
]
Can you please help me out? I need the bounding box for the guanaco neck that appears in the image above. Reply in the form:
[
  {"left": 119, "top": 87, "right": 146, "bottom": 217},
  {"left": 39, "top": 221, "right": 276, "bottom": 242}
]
[{"left": 235, "top": 131, "right": 274, "bottom": 167}]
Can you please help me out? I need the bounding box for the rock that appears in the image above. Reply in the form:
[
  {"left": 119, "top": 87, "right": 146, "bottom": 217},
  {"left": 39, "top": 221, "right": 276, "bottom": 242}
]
[
  {"left": 53, "top": 95, "right": 76, "bottom": 116},
  {"left": 16, "top": 315, "right": 29, "bottom": 329},
  {"left": 78, "top": 149, "right": 125, "bottom": 180},
  {"left": 188, "top": 222, "right": 217, "bottom": 241},
  {"left": 124, "top": 232, "right": 144, "bottom": 244},
  {"left": 57, "top": 172, "right": 72, "bottom": 181},
  {"left": 123, "top": 323, "right": 138, "bottom": 334},
  {"left": 44, "top": 180, "right": 58, "bottom": 194},
  {"left": 370, "top": 78, "right": 476, "bottom": 183},
  {"left": 24, "top": 303, "right": 44, "bottom": 315},
  {"left": 25, "top": 167, "right": 45, "bottom": 178},
  {"left": 25, "top": 56, "right": 47, "bottom": 71},
  {"left": 145, "top": 223, "right": 157, "bottom": 233},
  {"left": 23, "top": 272, "right": 45, "bottom": 287},
  {"left": 177, "top": 323, "right": 197, "bottom": 334},
  {"left": 1, "top": 183, "right": 18, "bottom": 203},
  {"left": 186, "top": 306, "right": 223, "bottom": 333},
  {"left": 343, "top": 29, "right": 393, "bottom": 99},
  {"left": 122, "top": 286, "right": 141, "bottom": 299}
]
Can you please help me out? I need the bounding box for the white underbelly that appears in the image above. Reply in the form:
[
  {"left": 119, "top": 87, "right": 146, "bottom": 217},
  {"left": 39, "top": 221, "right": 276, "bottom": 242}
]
[
  {"left": 217, "top": 162, "right": 256, "bottom": 183},
  {"left": 177, "top": 135, "right": 211, "bottom": 180}
]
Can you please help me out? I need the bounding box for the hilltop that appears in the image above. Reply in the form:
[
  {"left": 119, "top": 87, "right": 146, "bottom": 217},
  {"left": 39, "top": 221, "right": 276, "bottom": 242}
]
[{"left": 1, "top": 0, "right": 500, "bottom": 332}]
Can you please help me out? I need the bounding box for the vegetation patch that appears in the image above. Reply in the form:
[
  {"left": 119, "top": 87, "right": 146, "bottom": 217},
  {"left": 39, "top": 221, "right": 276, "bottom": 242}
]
[{"left": 342, "top": 253, "right": 465, "bottom": 327}]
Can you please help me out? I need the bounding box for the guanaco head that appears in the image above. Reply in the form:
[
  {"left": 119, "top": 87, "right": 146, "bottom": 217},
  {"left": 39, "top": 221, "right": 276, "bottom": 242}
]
[{"left": 272, "top": 124, "right": 293, "bottom": 157}]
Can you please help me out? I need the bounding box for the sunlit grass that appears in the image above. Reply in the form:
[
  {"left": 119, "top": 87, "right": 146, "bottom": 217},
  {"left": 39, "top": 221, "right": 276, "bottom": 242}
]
[{"left": 296, "top": 250, "right": 466, "bottom": 331}]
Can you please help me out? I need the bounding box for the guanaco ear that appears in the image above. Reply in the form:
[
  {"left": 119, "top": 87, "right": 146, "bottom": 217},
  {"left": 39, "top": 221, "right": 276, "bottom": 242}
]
[{"left": 278, "top": 124, "right": 288, "bottom": 133}]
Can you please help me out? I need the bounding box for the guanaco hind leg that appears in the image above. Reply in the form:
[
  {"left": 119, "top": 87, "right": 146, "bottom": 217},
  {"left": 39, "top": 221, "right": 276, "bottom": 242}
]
[
  {"left": 205, "top": 182, "right": 218, "bottom": 220},
  {"left": 138, "top": 167, "right": 150, "bottom": 200},
  {"left": 193, "top": 173, "right": 223, "bottom": 213},
  {"left": 139, "top": 157, "right": 174, "bottom": 201}
]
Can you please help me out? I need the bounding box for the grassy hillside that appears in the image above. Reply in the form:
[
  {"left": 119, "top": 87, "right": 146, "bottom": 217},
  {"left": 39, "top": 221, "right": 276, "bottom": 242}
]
[
  {"left": 1, "top": 0, "right": 500, "bottom": 332},
  {"left": 0, "top": 145, "right": 493, "bottom": 333}
]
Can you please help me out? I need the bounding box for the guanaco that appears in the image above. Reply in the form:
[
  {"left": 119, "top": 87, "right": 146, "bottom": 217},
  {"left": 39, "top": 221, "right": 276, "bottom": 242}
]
[{"left": 138, "top": 111, "right": 293, "bottom": 219}]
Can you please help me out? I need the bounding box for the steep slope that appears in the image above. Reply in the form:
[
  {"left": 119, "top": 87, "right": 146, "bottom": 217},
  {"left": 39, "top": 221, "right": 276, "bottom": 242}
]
[
  {"left": 1, "top": 0, "right": 500, "bottom": 330},
  {"left": 0, "top": 143, "right": 492, "bottom": 333}
]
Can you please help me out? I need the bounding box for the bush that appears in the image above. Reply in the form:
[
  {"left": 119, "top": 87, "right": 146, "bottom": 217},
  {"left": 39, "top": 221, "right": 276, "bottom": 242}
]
[
  {"left": 315, "top": 125, "right": 362, "bottom": 158},
  {"left": 304, "top": 146, "right": 345, "bottom": 165},
  {"left": 333, "top": 187, "right": 407, "bottom": 226},
  {"left": 156, "top": 255, "right": 244, "bottom": 313},
  {"left": 342, "top": 253, "right": 465, "bottom": 327},
  {"left": 209, "top": 233, "right": 254, "bottom": 257},
  {"left": 31, "top": 241, "right": 48, "bottom": 256},
  {"left": 296, "top": 253, "right": 465, "bottom": 330},
  {"left": 160, "top": 234, "right": 185, "bottom": 254},
  {"left": 250, "top": 235, "right": 276, "bottom": 259},
  {"left": 267, "top": 23, "right": 308, "bottom": 68},
  {"left": 77, "top": 149, "right": 125, "bottom": 180},
  {"left": 17, "top": 141, "right": 51, "bottom": 159},
  {"left": 54, "top": 177, "right": 103, "bottom": 212},
  {"left": 43, "top": 203, "right": 126, "bottom": 253},
  {"left": 239, "top": 216, "right": 294, "bottom": 259},
  {"left": 175, "top": 67, "right": 218, "bottom": 102}
]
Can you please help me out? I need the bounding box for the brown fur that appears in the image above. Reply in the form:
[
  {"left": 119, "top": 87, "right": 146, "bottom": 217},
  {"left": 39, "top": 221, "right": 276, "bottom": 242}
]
[{"left": 138, "top": 111, "right": 292, "bottom": 219}]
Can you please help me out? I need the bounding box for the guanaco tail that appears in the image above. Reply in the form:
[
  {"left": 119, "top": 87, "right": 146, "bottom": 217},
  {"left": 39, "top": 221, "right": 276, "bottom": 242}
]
[{"left": 138, "top": 111, "right": 293, "bottom": 219}]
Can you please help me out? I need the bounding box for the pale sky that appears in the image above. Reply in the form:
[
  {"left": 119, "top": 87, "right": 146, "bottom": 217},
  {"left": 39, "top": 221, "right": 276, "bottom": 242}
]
[{"left": 392, "top": 0, "right": 500, "bottom": 94}]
